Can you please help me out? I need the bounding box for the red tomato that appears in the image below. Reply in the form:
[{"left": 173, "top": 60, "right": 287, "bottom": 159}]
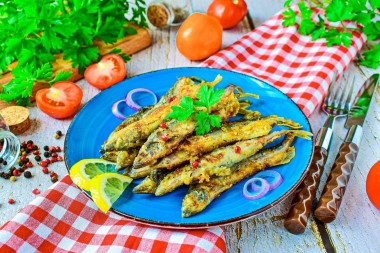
[
  {"left": 207, "top": 0, "right": 248, "bottom": 29},
  {"left": 176, "top": 13, "right": 222, "bottom": 61},
  {"left": 366, "top": 160, "right": 380, "bottom": 210},
  {"left": 36, "top": 81, "right": 83, "bottom": 119},
  {"left": 84, "top": 54, "right": 126, "bottom": 90}
]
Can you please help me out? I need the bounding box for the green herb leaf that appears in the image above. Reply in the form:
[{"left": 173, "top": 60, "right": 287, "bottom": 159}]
[
  {"left": 195, "top": 85, "right": 224, "bottom": 110},
  {"left": 325, "top": 0, "right": 355, "bottom": 22},
  {"left": 284, "top": 0, "right": 293, "bottom": 7},
  {"left": 282, "top": 8, "right": 297, "bottom": 27},
  {"left": 167, "top": 96, "right": 196, "bottom": 121},
  {"left": 360, "top": 43, "right": 380, "bottom": 69},
  {"left": 49, "top": 71, "right": 73, "bottom": 85}
]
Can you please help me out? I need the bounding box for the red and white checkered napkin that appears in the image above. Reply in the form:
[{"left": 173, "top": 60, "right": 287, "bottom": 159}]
[
  {"left": 0, "top": 175, "right": 226, "bottom": 252},
  {"left": 200, "top": 4, "right": 366, "bottom": 117}
]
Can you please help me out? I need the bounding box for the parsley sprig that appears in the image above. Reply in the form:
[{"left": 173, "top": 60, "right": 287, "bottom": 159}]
[
  {"left": 0, "top": 0, "right": 148, "bottom": 105},
  {"left": 282, "top": 0, "right": 380, "bottom": 69},
  {"left": 167, "top": 85, "right": 225, "bottom": 135}
]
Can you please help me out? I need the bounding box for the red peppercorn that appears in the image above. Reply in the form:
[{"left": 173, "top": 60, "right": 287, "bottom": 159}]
[
  {"left": 167, "top": 96, "right": 174, "bottom": 103},
  {"left": 50, "top": 172, "right": 58, "bottom": 178},
  {"left": 56, "top": 146, "right": 61, "bottom": 152},
  {"left": 39, "top": 161, "right": 47, "bottom": 167},
  {"left": 20, "top": 155, "right": 26, "bottom": 161},
  {"left": 32, "top": 189, "right": 40, "bottom": 195},
  {"left": 51, "top": 157, "right": 57, "bottom": 163},
  {"left": 26, "top": 162, "right": 33, "bottom": 167},
  {"left": 235, "top": 146, "right": 241, "bottom": 154},
  {"left": 45, "top": 159, "right": 51, "bottom": 164},
  {"left": 33, "top": 150, "right": 39, "bottom": 155},
  {"left": 21, "top": 141, "right": 26, "bottom": 146},
  {"left": 12, "top": 169, "right": 21, "bottom": 177},
  {"left": 8, "top": 199, "right": 15, "bottom": 204},
  {"left": 161, "top": 134, "right": 168, "bottom": 141},
  {"left": 192, "top": 160, "right": 199, "bottom": 168},
  {"left": 159, "top": 122, "right": 167, "bottom": 128},
  {"left": 51, "top": 152, "right": 58, "bottom": 158},
  {"left": 42, "top": 167, "right": 49, "bottom": 174},
  {"left": 49, "top": 146, "right": 56, "bottom": 152},
  {"left": 27, "top": 144, "right": 33, "bottom": 150},
  {"left": 57, "top": 156, "right": 63, "bottom": 161}
]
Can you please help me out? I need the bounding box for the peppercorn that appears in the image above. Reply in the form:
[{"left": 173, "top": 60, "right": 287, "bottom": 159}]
[
  {"left": 161, "top": 134, "right": 168, "bottom": 141},
  {"left": 13, "top": 169, "right": 21, "bottom": 177},
  {"left": 18, "top": 162, "right": 23, "bottom": 166},
  {"left": 22, "top": 143, "right": 27, "bottom": 149},
  {"left": 19, "top": 166, "right": 25, "bottom": 172},
  {"left": 42, "top": 167, "right": 49, "bottom": 174},
  {"left": 167, "top": 96, "right": 174, "bottom": 103},
  {"left": 56, "top": 146, "right": 62, "bottom": 152},
  {"left": 159, "top": 122, "right": 167, "bottom": 128},
  {"left": 53, "top": 133, "right": 60, "bottom": 139},
  {"left": 39, "top": 161, "right": 48, "bottom": 167},
  {"left": 50, "top": 172, "right": 58, "bottom": 178},
  {"left": 44, "top": 151, "right": 50, "bottom": 158},
  {"left": 43, "top": 145, "right": 49, "bottom": 151},
  {"left": 235, "top": 146, "right": 241, "bottom": 154},
  {"left": 26, "top": 162, "right": 33, "bottom": 168},
  {"left": 49, "top": 146, "right": 56, "bottom": 152},
  {"left": 56, "top": 130, "right": 62, "bottom": 136},
  {"left": 22, "top": 151, "right": 27, "bottom": 156},
  {"left": 10, "top": 176, "right": 16, "bottom": 181},
  {"left": 50, "top": 157, "right": 57, "bottom": 163},
  {"left": 51, "top": 152, "right": 58, "bottom": 158},
  {"left": 23, "top": 157, "right": 29, "bottom": 163},
  {"left": 51, "top": 176, "right": 58, "bottom": 183},
  {"left": 20, "top": 155, "right": 26, "bottom": 161},
  {"left": 192, "top": 160, "right": 199, "bottom": 168},
  {"left": 33, "top": 145, "right": 39, "bottom": 150},
  {"left": 32, "top": 188, "right": 40, "bottom": 195},
  {"left": 0, "top": 157, "right": 4, "bottom": 163},
  {"left": 26, "top": 143, "right": 33, "bottom": 150},
  {"left": 8, "top": 199, "right": 15, "bottom": 204},
  {"left": 24, "top": 171, "right": 32, "bottom": 178},
  {"left": 57, "top": 156, "right": 63, "bottom": 161},
  {"left": 3, "top": 173, "right": 10, "bottom": 179},
  {"left": 27, "top": 140, "right": 33, "bottom": 145},
  {"left": 35, "top": 155, "right": 41, "bottom": 161},
  {"left": 2, "top": 160, "right": 7, "bottom": 165},
  {"left": 45, "top": 159, "right": 51, "bottom": 164},
  {"left": 33, "top": 150, "right": 39, "bottom": 155}
]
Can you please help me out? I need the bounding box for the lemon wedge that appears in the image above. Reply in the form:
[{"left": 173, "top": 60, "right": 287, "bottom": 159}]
[
  {"left": 70, "top": 159, "right": 117, "bottom": 191},
  {"left": 89, "top": 173, "right": 133, "bottom": 213}
]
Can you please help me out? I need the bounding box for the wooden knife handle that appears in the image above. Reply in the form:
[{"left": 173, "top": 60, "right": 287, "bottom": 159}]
[
  {"left": 314, "top": 142, "right": 359, "bottom": 223},
  {"left": 284, "top": 146, "right": 328, "bottom": 234}
]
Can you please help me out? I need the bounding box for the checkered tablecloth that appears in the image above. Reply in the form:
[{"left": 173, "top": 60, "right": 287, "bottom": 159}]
[
  {"left": 0, "top": 4, "right": 366, "bottom": 253},
  {"left": 200, "top": 5, "right": 366, "bottom": 117}
]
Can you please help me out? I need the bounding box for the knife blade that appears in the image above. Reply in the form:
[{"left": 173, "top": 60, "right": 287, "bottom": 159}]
[{"left": 314, "top": 74, "right": 379, "bottom": 223}]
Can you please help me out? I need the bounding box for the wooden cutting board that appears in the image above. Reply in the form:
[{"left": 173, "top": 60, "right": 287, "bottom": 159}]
[{"left": 0, "top": 25, "right": 151, "bottom": 110}]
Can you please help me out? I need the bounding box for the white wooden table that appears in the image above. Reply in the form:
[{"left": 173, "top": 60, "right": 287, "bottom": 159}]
[{"left": 1, "top": 1, "right": 380, "bottom": 252}]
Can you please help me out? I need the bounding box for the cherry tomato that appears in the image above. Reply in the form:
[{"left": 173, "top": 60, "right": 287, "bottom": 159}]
[
  {"left": 36, "top": 81, "right": 83, "bottom": 119},
  {"left": 84, "top": 54, "right": 126, "bottom": 90},
  {"left": 207, "top": 0, "right": 248, "bottom": 29},
  {"left": 366, "top": 160, "right": 380, "bottom": 210},
  {"left": 176, "top": 13, "right": 222, "bottom": 61}
]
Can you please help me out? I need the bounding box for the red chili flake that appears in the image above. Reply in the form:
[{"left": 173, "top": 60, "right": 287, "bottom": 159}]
[
  {"left": 42, "top": 167, "right": 49, "bottom": 174},
  {"left": 161, "top": 134, "right": 168, "bottom": 142},
  {"left": 167, "top": 96, "right": 174, "bottom": 103},
  {"left": 8, "top": 199, "right": 15, "bottom": 204},
  {"left": 56, "top": 146, "right": 61, "bottom": 152},
  {"left": 51, "top": 157, "right": 57, "bottom": 163},
  {"left": 192, "top": 161, "right": 199, "bottom": 168},
  {"left": 27, "top": 144, "right": 33, "bottom": 150},
  {"left": 50, "top": 172, "right": 58, "bottom": 178},
  {"left": 32, "top": 189, "right": 40, "bottom": 195},
  {"left": 159, "top": 122, "right": 167, "bottom": 128},
  {"left": 33, "top": 150, "right": 39, "bottom": 155},
  {"left": 12, "top": 169, "right": 21, "bottom": 177},
  {"left": 26, "top": 162, "right": 33, "bottom": 167},
  {"left": 21, "top": 141, "right": 26, "bottom": 145},
  {"left": 57, "top": 156, "right": 63, "bottom": 161},
  {"left": 49, "top": 146, "right": 56, "bottom": 152},
  {"left": 20, "top": 155, "right": 26, "bottom": 161},
  {"left": 235, "top": 146, "right": 241, "bottom": 154},
  {"left": 39, "top": 161, "right": 47, "bottom": 167},
  {"left": 45, "top": 159, "right": 51, "bottom": 164}
]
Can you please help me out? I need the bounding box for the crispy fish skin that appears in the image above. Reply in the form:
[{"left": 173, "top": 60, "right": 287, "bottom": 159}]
[
  {"left": 153, "top": 116, "right": 301, "bottom": 170},
  {"left": 133, "top": 169, "right": 170, "bottom": 194},
  {"left": 132, "top": 84, "right": 240, "bottom": 169},
  {"left": 181, "top": 135, "right": 295, "bottom": 217},
  {"left": 103, "top": 77, "right": 221, "bottom": 152},
  {"left": 100, "top": 151, "right": 119, "bottom": 162},
  {"left": 155, "top": 129, "right": 311, "bottom": 196},
  {"left": 115, "top": 149, "right": 139, "bottom": 172}
]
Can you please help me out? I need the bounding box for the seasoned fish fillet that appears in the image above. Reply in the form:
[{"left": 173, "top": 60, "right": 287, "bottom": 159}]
[
  {"left": 132, "top": 84, "right": 240, "bottom": 169},
  {"left": 102, "top": 76, "right": 221, "bottom": 151},
  {"left": 181, "top": 134, "right": 296, "bottom": 217},
  {"left": 155, "top": 129, "right": 311, "bottom": 196},
  {"left": 115, "top": 149, "right": 139, "bottom": 172},
  {"left": 100, "top": 151, "right": 119, "bottom": 163},
  {"left": 133, "top": 169, "right": 170, "bottom": 194}
]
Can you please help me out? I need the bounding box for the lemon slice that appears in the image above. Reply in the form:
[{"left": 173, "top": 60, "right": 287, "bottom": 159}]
[
  {"left": 70, "top": 159, "right": 116, "bottom": 191},
  {"left": 90, "top": 173, "right": 133, "bottom": 213}
]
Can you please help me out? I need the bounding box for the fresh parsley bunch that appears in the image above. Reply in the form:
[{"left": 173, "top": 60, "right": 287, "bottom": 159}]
[
  {"left": 167, "top": 85, "right": 225, "bottom": 135},
  {"left": 282, "top": 0, "right": 380, "bottom": 69},
  {"left": 0, "top": 0, "right": 148, "bottom": 105}
]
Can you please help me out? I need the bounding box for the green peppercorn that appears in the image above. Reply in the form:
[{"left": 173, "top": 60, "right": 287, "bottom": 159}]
[{"left": 22, "top": 151, "right": 27, "bottom": 156}]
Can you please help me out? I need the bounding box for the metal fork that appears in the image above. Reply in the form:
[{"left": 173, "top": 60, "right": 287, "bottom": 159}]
[{"left": 284, "top": 72, "right": 355, "bottom": 235}]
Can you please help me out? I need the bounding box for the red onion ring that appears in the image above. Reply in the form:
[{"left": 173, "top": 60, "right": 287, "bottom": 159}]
[
  {"left": 111, "top": 100, "right": 128, "bottom": 120},
  {"left": 251, "top": 170, "right": 283, "bottom": 191},
  {"left": 126, "top": 88, "right": 158, "bottom": 111},
  {"left": 243, "top": 178, "right": 270, "bottom": 200}
]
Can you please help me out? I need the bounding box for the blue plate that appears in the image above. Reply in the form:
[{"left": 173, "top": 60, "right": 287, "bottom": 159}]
[{"left": 65, "top": 67, "right": 313, "bottom": 229}]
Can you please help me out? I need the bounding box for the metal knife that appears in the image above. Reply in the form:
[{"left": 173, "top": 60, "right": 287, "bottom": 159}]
[{"left": 314, "top": 74, "right": 380, "bottom": 223}]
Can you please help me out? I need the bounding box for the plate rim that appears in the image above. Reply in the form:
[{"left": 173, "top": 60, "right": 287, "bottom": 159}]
[{"left": 64, "top": 67, "right": 314, "bottom": 229}]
